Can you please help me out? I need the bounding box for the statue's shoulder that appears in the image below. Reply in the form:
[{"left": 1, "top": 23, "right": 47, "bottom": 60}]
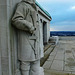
[{"left": 17, "top": 1, "right": 27, "bottom": 7}]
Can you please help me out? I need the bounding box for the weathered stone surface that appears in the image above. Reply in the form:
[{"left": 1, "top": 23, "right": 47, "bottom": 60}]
[
  {"left": 57, "top": 49, "right": 64, "bottom": 54},
  {"left": 43, "top": 61, "right": 52, "bottom": 69},
  {"left": 64, "top": 60, "right": 75, "bottom": 71},
  {"left": 40, "top": 67, "right": 44, "bottom": 75},
  {"left": 47, "top": 55, "right": 55, "bottom": 61},
  {"left": 65, "top": 53, "right": 74, "bottom": 61},
  {"left": 0, "top": 57, "right": 2, "bottom": 75},
  {"left": 41, "top": 45, "right": 55, "bottom": 66},
  {"left": 44, "top": 69, "right": 72, "bottom": 75},
  {"left": 72, "top": 72, "right": 75, "bottom": 74},
  {"left": 49, "top": 36, "right": 59, "bottom": 44},
  {"left": 50, "top": 51, "right": 57, "bottom": 56},
  {"left": 1, "top": 57, "right": 9, "bottom": 75},
  {"left": 55, "top": 53, "right": 64, "bottom": 60},
  {"left": 44, "top": 37, "right": 75, "bottom": 75},
  {"left": 0, "top": 6, "right": 8, "bottom": 27},
  {"left": 51, "top": 60, "right": 63, "bottom": 71},
  {"left": 0, "top": 0, "right": 7, "bottom": 5}
]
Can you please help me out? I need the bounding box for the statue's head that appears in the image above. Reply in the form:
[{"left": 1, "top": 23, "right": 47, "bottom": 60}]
[{"left": 22, "top": 0, "right": 36, "bottom": 3}]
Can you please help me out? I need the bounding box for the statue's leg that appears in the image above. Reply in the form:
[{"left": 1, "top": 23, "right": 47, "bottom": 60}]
[
  {"left": 20, "top": 61, "right": 30, "bottom": 75},
  {"left": 30, "top": 60, "right": 40, "bottom": 75}
]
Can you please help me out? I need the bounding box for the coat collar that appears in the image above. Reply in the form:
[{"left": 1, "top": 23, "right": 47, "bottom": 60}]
[
  {"left": 22, "top": 0, "right": 35, "bottom": 4},
  {"left": 22, "top": 0, "right": 37, "bottom": 10}
]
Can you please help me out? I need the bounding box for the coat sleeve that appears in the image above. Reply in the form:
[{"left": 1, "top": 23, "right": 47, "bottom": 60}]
[{"left": 12, "top": 3, "right": 34, "bottom": 33}]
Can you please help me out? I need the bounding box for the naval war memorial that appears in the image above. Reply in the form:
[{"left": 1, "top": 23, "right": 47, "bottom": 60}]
[{"left": 0, "top": 0, "right": 52, "bottom": 75}]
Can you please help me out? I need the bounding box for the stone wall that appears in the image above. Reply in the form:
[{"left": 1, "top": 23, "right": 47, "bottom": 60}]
[
  {"left": 0, "top": 0, "right": 21, "bottom": 75},
  {"left": 38, "top": 11, "right": 50, "bottom": 44}
]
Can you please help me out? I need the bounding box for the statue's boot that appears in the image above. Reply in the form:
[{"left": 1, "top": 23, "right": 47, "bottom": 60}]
[
  {"left": 21, "top": 70, "right": 29, "bottom": 75},
  {"left": 21, "top": 61, "right": 30, "bottom": 75},
  {"left": 30, "top": 60, "right": 40, "bottom": 75},
  {"left": 21, "top": 60, "right": 40, "bottom": 75}
]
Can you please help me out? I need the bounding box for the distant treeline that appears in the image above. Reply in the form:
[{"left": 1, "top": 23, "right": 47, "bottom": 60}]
[{"left": 50, "top": 31, "right": 75, "bottom": 36}]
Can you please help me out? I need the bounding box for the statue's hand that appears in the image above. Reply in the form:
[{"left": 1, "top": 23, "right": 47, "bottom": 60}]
[{"left": 30, "top": 26, "right": 36, "bottom": 34}]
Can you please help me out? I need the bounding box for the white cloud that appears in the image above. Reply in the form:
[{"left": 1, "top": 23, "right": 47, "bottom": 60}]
[
  {"left": 50, "top": 28, "right": 55, "bottom": 31},
  {"left": 50, "top": 21, "right": 75, "bottom": 31},
  {"left": 36, "top": 0, "right": 74, "bottom": 3},
  {"left": 36, "top": 0, "right": 50, "bottom": 3},
  {"left": 50, "top": 27, "right": 58, "bottom": 31},
  {"left": 71, "top": 6, "right": 75, "bottom": 10},
  {"left": 50, "top": 25, "right": 75, "bottom": 31},
  {"left": 52, "top": 21, "right": 75, "bottom": 25}
]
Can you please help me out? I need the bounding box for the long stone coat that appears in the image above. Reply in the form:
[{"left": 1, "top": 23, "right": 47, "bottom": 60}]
[{"left": 12, "top": 0, "right": 41, "bottom": 61}]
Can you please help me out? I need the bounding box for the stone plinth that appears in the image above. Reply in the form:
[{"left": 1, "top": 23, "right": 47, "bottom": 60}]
[{"left": 49, "top": 36, "right": 59, "bottom": 44}]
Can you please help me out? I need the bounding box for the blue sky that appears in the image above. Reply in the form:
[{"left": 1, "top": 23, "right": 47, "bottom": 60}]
[{"left": 36, "top": 0, "right": 75, "bottom": 31}]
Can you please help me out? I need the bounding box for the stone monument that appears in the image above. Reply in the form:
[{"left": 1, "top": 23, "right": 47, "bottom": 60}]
[{"left": 12, "top": 0, "right": 42, "bottom": 75}]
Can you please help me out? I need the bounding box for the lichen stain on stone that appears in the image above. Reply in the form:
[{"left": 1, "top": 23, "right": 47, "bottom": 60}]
[
  {"left": 65, "top": 58, "right": 75, "bottom": 68},
  {"left": 65, "top": 50, "right": 72, "bottom": 53},
  {"left": 72, "top": 49, "right": 75, "bottom": 52}
]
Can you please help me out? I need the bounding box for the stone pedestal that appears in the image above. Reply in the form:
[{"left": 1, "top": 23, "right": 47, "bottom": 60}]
[{"left": 49, "top": 36, "right": 59, "bottom": 44}]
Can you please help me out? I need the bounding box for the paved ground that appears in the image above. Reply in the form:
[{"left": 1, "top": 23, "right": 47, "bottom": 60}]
[{"left": 43, "top": 37, "right": 75, "bottom": 75}]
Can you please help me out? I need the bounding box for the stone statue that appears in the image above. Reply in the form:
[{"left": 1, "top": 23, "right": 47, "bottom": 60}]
[{"left": 12, "top": 0, "right": 41, "bottom": 75}]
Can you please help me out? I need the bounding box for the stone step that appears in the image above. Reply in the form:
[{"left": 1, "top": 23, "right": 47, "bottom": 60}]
[
  {"left": 44, "top": 69, "right": 75, "bottom": 75},
  {"left": 44, "top": 44, "right": 51, "bottom": 52},
  {"left": 40, "top": 44, "right": 56, "bottom": 66}
]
